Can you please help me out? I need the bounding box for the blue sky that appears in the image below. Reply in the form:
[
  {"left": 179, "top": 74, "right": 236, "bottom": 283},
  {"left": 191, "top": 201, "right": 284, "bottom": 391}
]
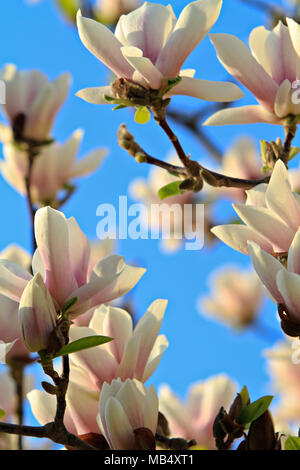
[{"left": 0, "top": 0, "right": 294, "bottom": 430}]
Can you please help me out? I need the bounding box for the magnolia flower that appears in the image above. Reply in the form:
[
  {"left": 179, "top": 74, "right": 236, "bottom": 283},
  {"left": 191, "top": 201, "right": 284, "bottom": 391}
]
[
  {"left": 96, "top": 0, "right": 140, "bottom": 24},
  {"left": 159, "top": 375, "right": 237, "bottom": 449},
  {"left": 69, "top": 300, "right": 168, "bottom": 390},
  {"left": 76, "top": 1, "right": 243, "bottom": 107},
  {"left": 0, "top": 245, "right": 31, "bottom": 358},
  {"left": 0, "top": 206, "right": 145, "bottom": 318},
  {"left": 99, "top": 378, "right": 158, "bottom": 450},
  {"left": 0, "top": 130, "right": 107, "bottom": 205},
  {"left": 265, "top": 340, "right": 300, "bottom": 432},
  {"left": 130, "top": 155, "right": 196, "bottom": 252},
  {"left": 199, "top": 265, "right": 263, "bottom": 329},
  {"left": 18, "top": 273, "right": 57, "bottom": 353},
  {"left": 212, "top": 160, "right": 300, "bottom": 255},
  {"left": 0, "top": 64, "right": 70, "bottom": 142},
  {"left": 205, "top": 19, "right": 300, "bottom": 125},
  {"left": 212, "top": 138, "right": 264, "bottom": 202},
  {"left": 247, "top": 228, "right": 300, "bottom": 329}
]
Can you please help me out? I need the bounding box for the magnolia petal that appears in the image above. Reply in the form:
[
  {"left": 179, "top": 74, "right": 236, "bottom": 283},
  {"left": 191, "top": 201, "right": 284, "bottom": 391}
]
[
  {"left": 265, "top": 160, "right": 300, "bottom": 230},
  {"left": 168, "top": 76, "right": 244, "bottom": 102},
  {"left": 143, "top": 385, "right": 159, "bottom": 434},
  {"left": 66, "top": 381, "right": 99, "bottom": 435},
  {"left": 287, "top": 18, "right": 300, "bottom": 59},
  {"left": 102, "top": 305, "right": 133, "bottom": 362},
  {"left": 76, "top": 86, "right": 113, "bottom": 105},
  {"left": 0, "top": 259, "right": 32, "bottom": 302},
  {"left": 121, "top": 46, "right": 163, "bottom": 89},
  {"left": 249, "top": 26, "right": 273, "bottom": 76},
  {"left": 142, "top": 334, "right": 169, "bottom": 382},
  {"left": 274, "top": 79, "right": 293, "bottom": 118},
  {"left": 67, "top": 216, "right": 91, "bottom": 288},
  {"left": 288, "top": 229, "right": 300, "bottom": 275},
  {"left": 203, "top": 105, "right": 280, "bottom": 126},
  {"left": 70, "top": 148, "right": 108, "bottom": 178},
  {"left": 34, "top": 207, "right": 77, "bottom": 306},
  {"left": 104, "top": 397, "right": 135, "bottom": 450},
  {"left": 209, "top": 33, "right": 278, "bottom": 110},
  {"left": 211, "top": 224, "right": 273, "bottom": 254},
  {"left": 116, "top": 379, "right": 145, "bottom": 430},
  {"left": 77, "top": 10, "right": 134, "bottom": 78},
  {"left": 233, "top": 203, "right": 294, "bottom": 252},
  {"left": 156, "top": 0, "right": 222, "bottom": 77},
  {"left": 116, "top": 335, "right": 141, "bottom": 380},
  {"left": 277, "top": 269, "right": 300, "bottom": 322},
  {"left": 248, "top": 241, "right": 284, "bottom": 304}
]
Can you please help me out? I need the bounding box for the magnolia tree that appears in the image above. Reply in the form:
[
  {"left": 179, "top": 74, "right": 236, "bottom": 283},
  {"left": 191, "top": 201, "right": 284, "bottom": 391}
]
[{"left": 2, "top": 0, "right": 300, "bottom": 452}]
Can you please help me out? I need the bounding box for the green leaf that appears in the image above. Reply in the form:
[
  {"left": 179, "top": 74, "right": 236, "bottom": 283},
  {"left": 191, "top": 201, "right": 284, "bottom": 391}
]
[
  {"left": 158, "top": 181, "right": 183, "bottom": 200},
  {"left": 0, "top": 409, "right": 5, "bottom": 419},
  {"left": 164, "top": 76, "right": 182, "bottom": 94},
  {"left": 53, "top": 335, "right": 113, "bottom": 358},
  {"left": 62, "top": 297, "right": 78, "bottom": 315},
  {"left": 134, "top": 107, "right": 151, "bottom": 124},
  {"left": 238, "top": 395, "right": 273, "bottom": 425},
  {"left": 56, "top": 0, "right": 77, "bottom": 23},
  {"left": 239, "top": 386, "right": 250, "bottom": 407},
  {"left": 104, "top": 94, "right": 116, "bottom": 102},
  {"left": 285, "top": 436, "right": 300, "bottom": 450},
  {"left": 113, "top": 105, "right": 127, "bottom": 111},
  {"left": 289, "top": 146, "right": 300, "bottom": 161}
]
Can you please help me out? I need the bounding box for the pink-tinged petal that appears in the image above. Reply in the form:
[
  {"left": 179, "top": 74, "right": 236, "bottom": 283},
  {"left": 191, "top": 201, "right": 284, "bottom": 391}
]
[
  {"left": 116, "top": 380, "right": 145, "bottom": 429},
  {"left": 102, "top": 306, "right": 133, "bottom": 362},
  {"left": 116, "top": 335, "right": 141, "bottom": 380},
  {"left": 209, "top": 33, "right": 278, "bottom": 110},
  {"left": 34, "top": 207, "right": 77, "bottom": 306},
  {"left": 77, "top": 10, "right": 134, "bottom": 78},
  {"left": 76, "top": 86, "right": 114, "bottom": 105},
  {"left": 25, "top": 84, "right": 56, "bottom": 140},
  {"left": 69, "top": 148, "right": 108, "bottom": 178},
  {"left": 277, "top": 270, "right": 300, "bottom": 322},
  {"left": 53, "top": 130, "right": 83, "bottom": 183},
  {"left": 32, "top": 249, "right": 45, "bottom": 278},
  {"left": 66, "top": 381, "right": 99, "bottom": 435},
  {"left": 133, "top": 299, "right": 167, "bottom": 380},
  {"left": 115, "top": 3, "right": 176, "bottom": 64},
  {"left": 211, "top": 224, "right": 273, "bottom": 255},
  {"left": 269, "top": 22, "right": 299, "bottom": 85},
  {"left": 168, "top": 76, "right": 243, "bottom": 102},
  {"left": 233, "top": 203, "right": 294, "bottom": 252},
  {"left": 121, "top": 46, "right": 163, "bottom": 89},
  {"left": 69, "top": 327, "right": 118, "bottom": 389},
  {"left": 288, "top": 229, "right": 300, "bottom": 274},
  {"left": 274, "top": 79, "right": 293, "bottom": 118},
  {"left": 248, "top": 241, "right": 284, "bottom": 304},
  {"left": 203, "top": 105, "right": 281, "bottom": 126},
  {"left": 49, "top": 72, "right": 71, "bottom": 119},
  {"left": 67, "top": 217, "right": 90, "bottom": 287},
  {"left": 0, "top": 259, "right": 32, "bottom": 302},
  {"left": 142, "top": 335, "right": 168, "bottom": 382},
  {"left": 265, "top": 160, "right": 300, "bottom": 230},
  {"left": 104, "top": 397, "right": 135, "bottom": 450},
  {"left": 156, "top": 0, "right": 223, "bottom": 77},
  {"left": 90, "top": 262, "right": 146, "bottom": 308},
  {"left": 159, "top": 385, "right": 190, "bottom": 433}
]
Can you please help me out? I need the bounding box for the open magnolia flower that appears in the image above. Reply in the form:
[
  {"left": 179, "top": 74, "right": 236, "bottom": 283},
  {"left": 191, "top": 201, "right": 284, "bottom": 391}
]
[
  {"left": 99, "top": 378, "right": 158, "bottom": 450},
  {"left": 76, "top": 0, "right": 243, "bottom": 108},
  {"left": 199, "top": 265, "right": 263, "bottom": 329},
  {"left": 159, "top": 375, "right": 236, "bottom": 449},
  {"left": 212, "top": 160, "right": 300, "bottom": 255},
  {"left": 248, "top": 229, "right": 300, "bottom": 334},
  {"left": 0, "top": 64, "right": 70, "bottom": 142},
  {"left": 69, "top": 300, "right": 168, "bottom": 389},
  {"left": 0, "top": 129, "right": 107, "bottom": 205},
  {"left": 205, "top": 19, "right": 300, "bottom": 125},
  {"left": 0, "top": 206, "right": 145, "bottom": 318}
]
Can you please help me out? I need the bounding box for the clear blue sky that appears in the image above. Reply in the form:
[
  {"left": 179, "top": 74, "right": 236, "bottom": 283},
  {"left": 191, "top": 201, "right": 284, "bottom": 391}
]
[{"left": 0, "top": 0, "right": 293, "bottom": 430}]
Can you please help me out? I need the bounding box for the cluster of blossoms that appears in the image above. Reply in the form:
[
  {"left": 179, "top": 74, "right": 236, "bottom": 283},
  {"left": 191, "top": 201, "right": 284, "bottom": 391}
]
[{"left": 2, "top": 0, "right": 300, "bottom": 452}]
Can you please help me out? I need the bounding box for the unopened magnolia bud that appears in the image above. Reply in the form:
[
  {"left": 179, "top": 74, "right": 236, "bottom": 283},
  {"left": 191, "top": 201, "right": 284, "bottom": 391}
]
[
  {"left": 135, "top": 153, "right": 146, "bottom": 163},
  {"left": 18, "top": 273, "right": 57, "bottom": 353}
]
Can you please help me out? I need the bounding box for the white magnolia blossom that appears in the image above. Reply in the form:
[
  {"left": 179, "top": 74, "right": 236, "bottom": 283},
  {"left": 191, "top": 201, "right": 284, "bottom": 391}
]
[
  {"left": 0, "top": 129, "right": 107, "bottom": 204},
  {"left": 159, "top": 375, "right": 237, "bottom": 449},
  {"left": 76, "top": 1, "right": 243, "bottom": 106}
]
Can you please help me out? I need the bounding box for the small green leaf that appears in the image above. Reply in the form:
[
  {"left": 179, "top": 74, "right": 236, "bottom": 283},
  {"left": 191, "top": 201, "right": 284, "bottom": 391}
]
[
  {"left": 285, "top": 436, "right": 300, "bottom": 450},
  {"left": 158, "top": 181, "right": 183, "bottom": 200},
  {"left": 104, "top": 94, "right": 116, "bottom": 102},
  {"left": 113, "top": 105, "right": 127, "bottom": 111},
  {"left": 238, "top": 395, "right": 273, "bottom": 425},
  {"left": 239, "top": 386, "right": 250, "bottom": 407},
  {"left": 62, "top": 297, "right": 78, "bottom": 315},
  {"left": 289, "top": 146, "right": 300, "bottom": 161},
  {"left": 134, "top": 107, "right": 151, "bottom": 124},
  {"left": 0, "top": 409, "right": 6, "bottom": 419},
  {"left": 164, "top": 76, "right": 182, "bottom": 94},
  {"left": 53, "top": 335, "right": 113, "bottom": 358}
]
